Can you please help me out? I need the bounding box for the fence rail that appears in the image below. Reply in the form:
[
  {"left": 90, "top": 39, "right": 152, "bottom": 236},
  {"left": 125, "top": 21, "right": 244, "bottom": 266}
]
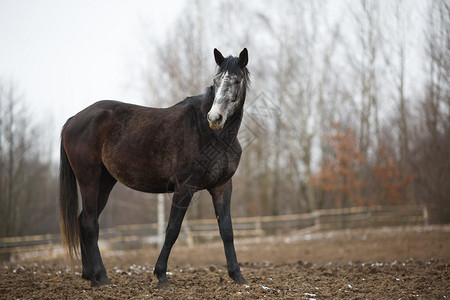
[{"left": 0, "top": 205, "right": 428, "bottom": 260}]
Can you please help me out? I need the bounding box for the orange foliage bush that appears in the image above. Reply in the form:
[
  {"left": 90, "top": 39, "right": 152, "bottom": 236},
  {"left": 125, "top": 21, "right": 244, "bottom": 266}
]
[{"left": 312, "top": 123, "right": 416, "bottom": 208}]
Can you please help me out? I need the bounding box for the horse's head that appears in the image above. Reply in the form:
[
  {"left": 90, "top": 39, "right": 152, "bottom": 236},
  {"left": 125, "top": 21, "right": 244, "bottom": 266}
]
[{"left": 207, "top": 48, "right": 249, "bottom": 130}]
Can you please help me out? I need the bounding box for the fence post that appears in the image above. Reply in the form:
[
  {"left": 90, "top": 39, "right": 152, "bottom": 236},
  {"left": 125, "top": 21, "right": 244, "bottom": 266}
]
[
  {"left": 120, "top": 228, "right": 125, "bottom": 251},
  {"left": 255, "top": 217, "right": 263, "bottom": 236},
  {"left": 423, "top": 205, "right": 429, "bottom": 226},
  {"left": 157, "top": 194, "right": 165, "bottom": 249},
  {"left": 313, "top": 210, "right": 321, "bottom": 230},
  {"left": 182, "top": 218, "right": 194, "bottom": 248}
]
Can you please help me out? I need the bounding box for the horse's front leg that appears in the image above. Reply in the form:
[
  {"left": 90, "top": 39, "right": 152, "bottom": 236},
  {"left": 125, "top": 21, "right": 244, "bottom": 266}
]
[
  {"left": 154, "top": 188, "right": 192, "bottom": 286},
  {"left": 209, "top": 180, "right": 246, "bottom": 284}
]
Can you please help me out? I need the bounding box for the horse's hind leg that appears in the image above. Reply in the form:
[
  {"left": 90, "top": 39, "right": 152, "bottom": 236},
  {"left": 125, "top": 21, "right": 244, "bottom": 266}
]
[{"left": 79, "top": 167, "right": 116, "bottom": 286}]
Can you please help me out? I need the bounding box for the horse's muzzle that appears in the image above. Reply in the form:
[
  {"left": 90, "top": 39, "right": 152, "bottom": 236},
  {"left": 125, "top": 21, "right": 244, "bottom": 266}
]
[
  {"left": 208, "top": 121, "right": 223, "bottom": 130},
  {"left": 207, "top": 111, "right": 224, "bottom": 130}
]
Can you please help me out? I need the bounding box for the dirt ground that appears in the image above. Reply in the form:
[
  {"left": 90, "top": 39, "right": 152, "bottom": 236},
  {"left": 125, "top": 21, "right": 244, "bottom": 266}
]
[{"left": 1, "top": 225, "right": 449, "bottom": 299}]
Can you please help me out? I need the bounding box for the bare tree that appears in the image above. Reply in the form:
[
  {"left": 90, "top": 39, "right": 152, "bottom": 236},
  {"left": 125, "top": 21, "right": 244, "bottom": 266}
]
[
  {"left": 0, "top": 80, "right": 56, "bottom": 237},
  {"left": 423, "top": 0, "right": 450, "bottom": 137},
  {"left": 411, "top": 0, "right": 450, "bottom": 223},
  {"left": 345, "top": 0, "right": 385, "bottom": 160},
  {"left": 386, "top": 0, "right": 412, "bottom": 164}
]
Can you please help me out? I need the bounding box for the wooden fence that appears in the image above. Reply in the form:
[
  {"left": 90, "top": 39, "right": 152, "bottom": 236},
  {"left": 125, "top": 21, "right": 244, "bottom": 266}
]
[{"left": 0, "top": 205, "right": 428, "bottom": 260}]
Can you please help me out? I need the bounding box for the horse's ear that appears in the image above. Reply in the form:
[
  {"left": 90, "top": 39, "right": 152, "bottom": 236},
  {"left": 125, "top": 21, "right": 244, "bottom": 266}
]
[
  {"left": 214, "top": 48, "right": 225, "bottom": 66},
  {"left": 238, "top": 48, "right": 248, "bottom": 68}
]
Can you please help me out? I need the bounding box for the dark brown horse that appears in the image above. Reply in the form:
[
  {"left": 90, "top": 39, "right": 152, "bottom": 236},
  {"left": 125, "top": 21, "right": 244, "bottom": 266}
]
[{"left": 59, "top": 48, "right": 249, "bottom": 286}]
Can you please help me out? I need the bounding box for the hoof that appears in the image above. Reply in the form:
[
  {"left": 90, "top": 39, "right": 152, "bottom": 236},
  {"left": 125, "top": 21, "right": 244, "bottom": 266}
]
[
  {"left": 156, "top": 277, "right": 170, "bottom": 288},
  {"left": 234, "top": 275, "right": 247, "bottom": 284},
  {"left": 91, "top": 276, "right": 111, "bottom": 287},
  {"left": 154, "top": 270, "right": 169, "bottom": 288},
  {"left": 81, "top": 270, "right": 91, "bottom": 281},
  {"left": 156, "top": 280, "right": 173, "bottom": 291}
]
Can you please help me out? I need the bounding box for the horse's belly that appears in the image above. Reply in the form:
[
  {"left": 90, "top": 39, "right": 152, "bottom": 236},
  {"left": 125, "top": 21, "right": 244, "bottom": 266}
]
[
  {"left": 122, "top": 179, "right": 173, "bottom": 194},
  {"left": 103, "top": 158, "right": 173, "bottom": 193}
]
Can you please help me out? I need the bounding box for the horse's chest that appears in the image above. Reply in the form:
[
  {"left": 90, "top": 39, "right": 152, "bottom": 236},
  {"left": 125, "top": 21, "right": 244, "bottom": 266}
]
[{"left": 193, "top": 144, "right": 241, "bottom": 185}]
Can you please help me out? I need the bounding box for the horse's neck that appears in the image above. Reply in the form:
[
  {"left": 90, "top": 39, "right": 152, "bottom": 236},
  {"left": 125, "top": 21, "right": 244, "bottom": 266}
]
[{"left": 200, "top": 86, "right": 215, "bottom": 115}]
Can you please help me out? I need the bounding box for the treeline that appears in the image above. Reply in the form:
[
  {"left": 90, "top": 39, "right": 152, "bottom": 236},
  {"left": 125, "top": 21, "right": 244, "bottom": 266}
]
[
  {"left": 1, "top": 0, "right": 448, "bottom": 238},
  {"left": 0, "top": 81, "right": 58, "bottom": 237},
  {"left": 141, "top": 0, "right": 449, "bottom": 223}
]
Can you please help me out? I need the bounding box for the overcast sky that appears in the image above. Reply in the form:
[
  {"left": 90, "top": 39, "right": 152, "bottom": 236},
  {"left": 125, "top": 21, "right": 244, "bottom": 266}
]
[{"left": 0, "top": 0, "right": 184, "bottom": 157}]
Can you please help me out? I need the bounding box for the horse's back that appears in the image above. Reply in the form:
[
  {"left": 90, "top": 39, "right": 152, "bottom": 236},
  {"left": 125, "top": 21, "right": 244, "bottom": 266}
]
[
  {"left": 64, "top": 100, "right": 131, "bottom": 127},
  {"left": 63, "top": 101, "right": 128, "bottom": 148}
]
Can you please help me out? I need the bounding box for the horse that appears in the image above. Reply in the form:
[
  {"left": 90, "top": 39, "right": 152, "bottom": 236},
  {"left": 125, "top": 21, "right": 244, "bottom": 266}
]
[{"left": 59, "top": 48, "right": 250, "bottom": 287}]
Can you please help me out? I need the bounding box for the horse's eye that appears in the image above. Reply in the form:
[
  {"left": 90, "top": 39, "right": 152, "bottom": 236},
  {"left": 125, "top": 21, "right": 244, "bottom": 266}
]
[{"left": 234, "top": 80, "right": 241, "bottom": 85}]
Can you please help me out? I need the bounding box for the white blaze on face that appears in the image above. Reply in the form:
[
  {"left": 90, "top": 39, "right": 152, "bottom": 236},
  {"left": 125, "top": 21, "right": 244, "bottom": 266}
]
[{"left": 207, "top": 71, "right": 242, "bottom": 130}]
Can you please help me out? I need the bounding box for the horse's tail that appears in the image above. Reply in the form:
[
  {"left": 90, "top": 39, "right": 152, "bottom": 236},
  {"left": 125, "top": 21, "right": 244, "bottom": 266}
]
[{"left": 58, "top": 138, "right": 80, "bottom": 261}]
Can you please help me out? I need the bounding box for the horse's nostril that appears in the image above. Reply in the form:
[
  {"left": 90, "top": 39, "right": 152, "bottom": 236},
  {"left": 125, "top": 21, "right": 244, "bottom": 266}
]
[{"left": 208, "top": 112, "right": 223, "bottom": 123}]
